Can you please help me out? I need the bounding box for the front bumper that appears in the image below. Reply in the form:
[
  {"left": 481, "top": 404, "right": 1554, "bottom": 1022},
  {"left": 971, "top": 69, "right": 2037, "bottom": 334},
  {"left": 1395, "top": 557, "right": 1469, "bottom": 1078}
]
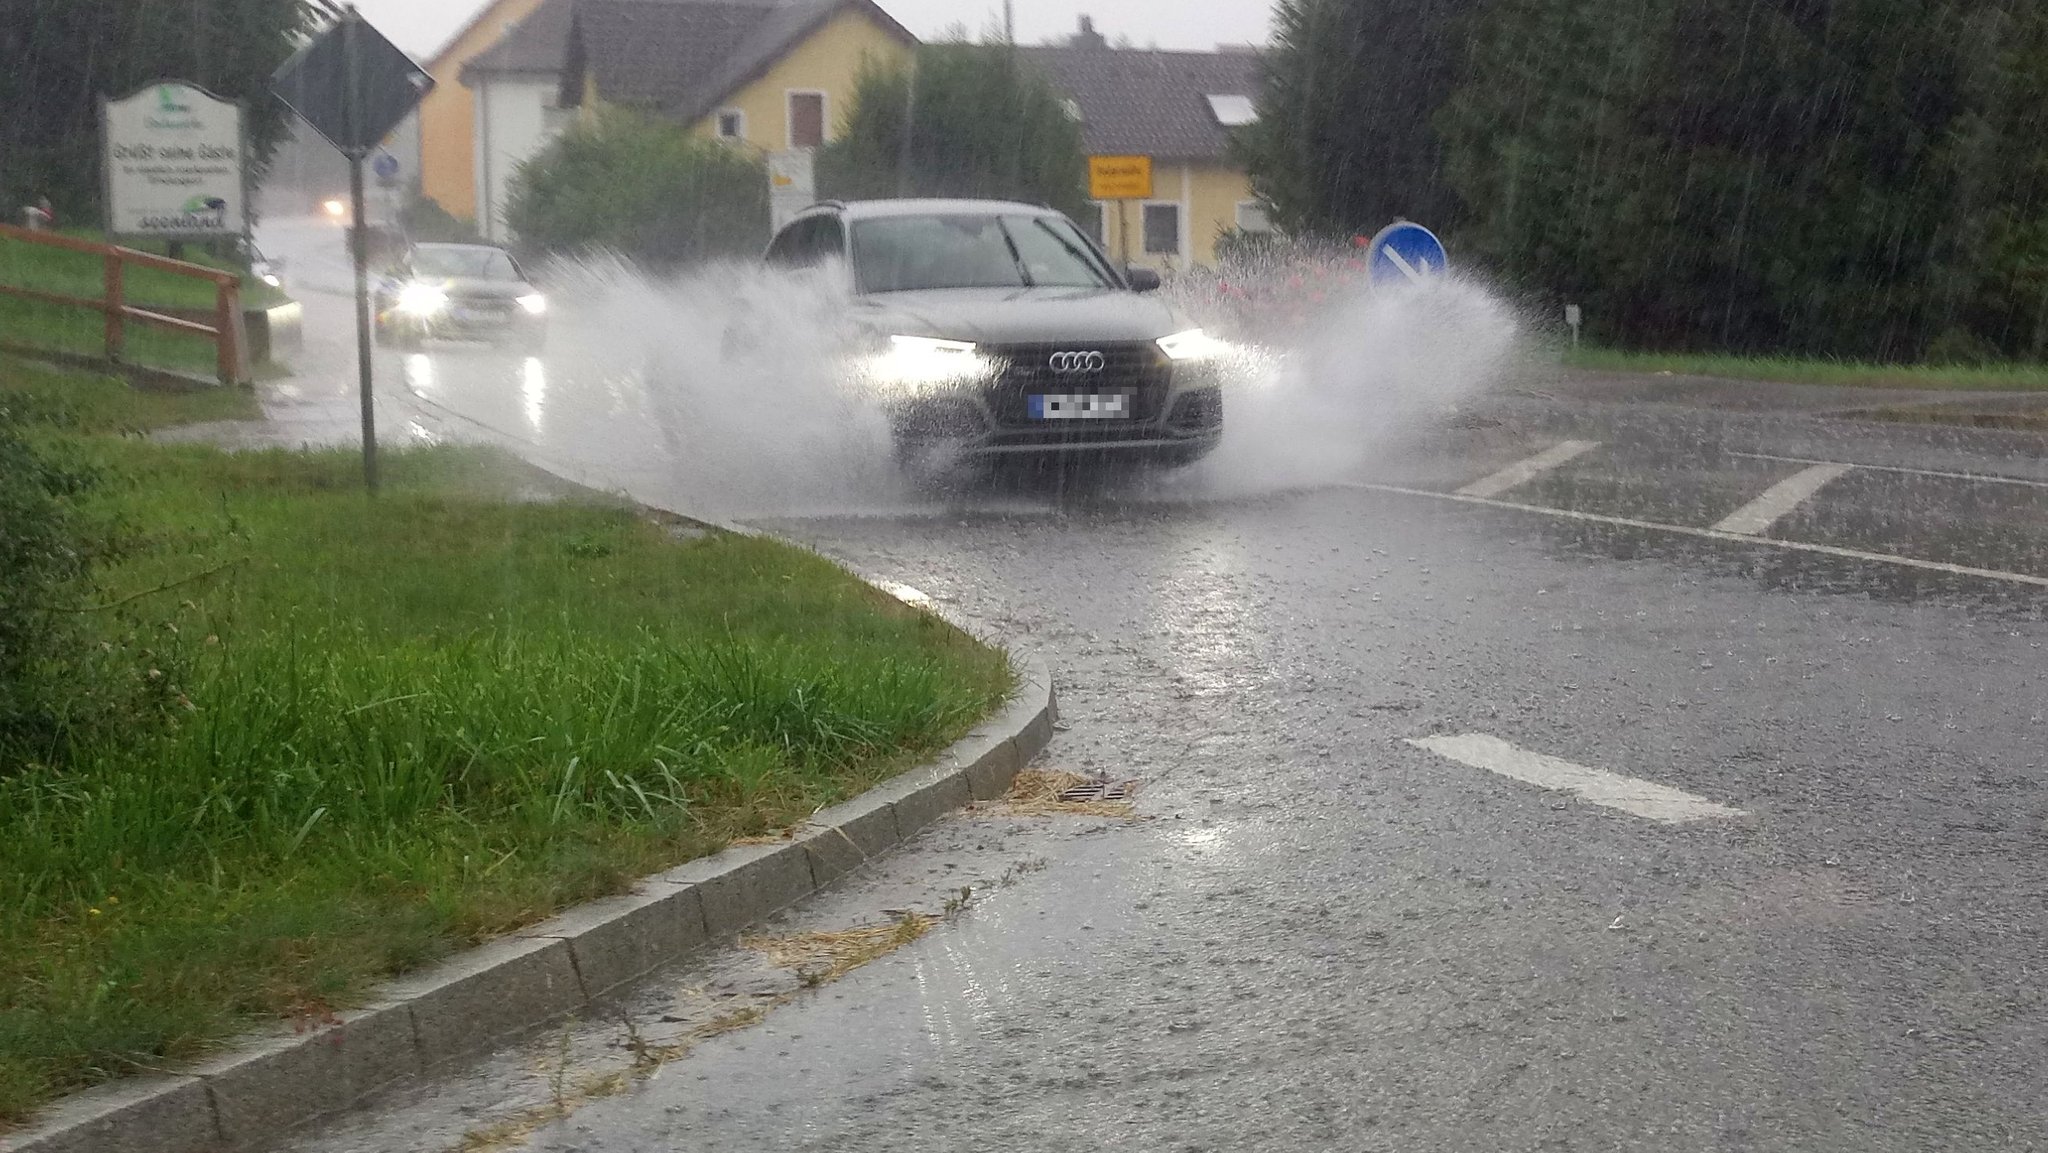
[{"left": 883, "top": 340, "right": 1227, "bottom": 460}]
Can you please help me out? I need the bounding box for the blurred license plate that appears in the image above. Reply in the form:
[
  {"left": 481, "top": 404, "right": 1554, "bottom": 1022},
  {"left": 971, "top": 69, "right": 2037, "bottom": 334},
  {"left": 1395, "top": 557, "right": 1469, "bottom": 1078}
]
[{"left": 1029, "top": 393, "right": 1130, "bottom": 420}]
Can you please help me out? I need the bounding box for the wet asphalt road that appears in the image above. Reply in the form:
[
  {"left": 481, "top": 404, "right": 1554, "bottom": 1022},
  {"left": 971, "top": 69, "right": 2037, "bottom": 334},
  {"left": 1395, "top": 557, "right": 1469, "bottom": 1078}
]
[{"left": 260, "top": 219, "right": 2048, "bottom": 1151}]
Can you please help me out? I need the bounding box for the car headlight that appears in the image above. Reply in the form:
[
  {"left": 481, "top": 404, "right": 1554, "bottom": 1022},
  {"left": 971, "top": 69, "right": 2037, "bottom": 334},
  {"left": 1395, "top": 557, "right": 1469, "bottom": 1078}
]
[
  {"left": 517, "top": 293, "right": 547, "bottom": 316},
  {"left": 323, "top": 198, "right": 347, "bottom": 218},
  {"left": 397, "top": 283, "right": 448, "bottom": 316},
  {"left": 260, "top": 273, "right": 282, "bottom": 289},
  {"left": 1157, "top": 328, "right": 1234, "bottom": 362},
  {"left": 865, "top": 334, "right": 992, "bottom": 390}
]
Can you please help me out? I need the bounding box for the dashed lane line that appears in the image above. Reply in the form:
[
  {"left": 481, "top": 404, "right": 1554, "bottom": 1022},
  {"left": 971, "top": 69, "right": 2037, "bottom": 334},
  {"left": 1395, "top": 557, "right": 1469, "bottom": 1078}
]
[
  {"left": 1711, "top": 463, "right": 1855, "bottom": 535},
  {"left": 1727, "top": 450, "right": 2048, "bottom": 491},
  {"left": 1406, "top": 734, "right": 1748, "bottom": 824},
  {"left": 1456, "top": 440, "right": 1603, "bottom": 499},
  {"left": 1340, "top": 480, "right": 2048, "bottom": 589}
]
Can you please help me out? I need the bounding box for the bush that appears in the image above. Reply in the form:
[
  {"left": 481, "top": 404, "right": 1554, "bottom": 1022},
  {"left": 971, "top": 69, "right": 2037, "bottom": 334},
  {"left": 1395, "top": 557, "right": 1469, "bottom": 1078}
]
[
  {"left": 0, "top": 410, "right": 92, "bottom": 760},
  {"left": 505, "top": 110, "right": 770, "bottom": 268}
]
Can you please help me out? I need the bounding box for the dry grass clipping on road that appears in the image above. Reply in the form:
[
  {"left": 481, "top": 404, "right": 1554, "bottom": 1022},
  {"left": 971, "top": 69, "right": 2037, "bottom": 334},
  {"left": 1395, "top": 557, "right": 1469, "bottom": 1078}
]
[
  {"left": 743, "top": 913, "right": 936, "bottom": 984},
  {"left": 988, "top": 770, "right": 1139, "bottom": 818}
]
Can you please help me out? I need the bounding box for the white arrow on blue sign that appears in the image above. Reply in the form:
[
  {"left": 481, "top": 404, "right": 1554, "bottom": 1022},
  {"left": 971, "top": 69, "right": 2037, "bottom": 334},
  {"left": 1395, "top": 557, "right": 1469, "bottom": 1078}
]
[{"left": 1366, "top": 221, "right": 1448, "bottom": 290}]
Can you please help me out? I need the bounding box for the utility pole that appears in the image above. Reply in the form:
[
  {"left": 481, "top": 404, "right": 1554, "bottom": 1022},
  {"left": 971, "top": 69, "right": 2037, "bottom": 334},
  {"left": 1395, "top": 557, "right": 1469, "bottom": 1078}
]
[{"left": 1003, "top": 0, "right": 1014, "bottom": 43}]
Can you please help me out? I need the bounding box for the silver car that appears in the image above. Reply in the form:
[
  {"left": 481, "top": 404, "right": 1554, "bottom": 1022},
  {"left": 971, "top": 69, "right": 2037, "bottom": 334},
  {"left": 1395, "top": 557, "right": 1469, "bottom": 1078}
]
[{"left": 761, "top": 199, "right": 1232, "bottom": 471}]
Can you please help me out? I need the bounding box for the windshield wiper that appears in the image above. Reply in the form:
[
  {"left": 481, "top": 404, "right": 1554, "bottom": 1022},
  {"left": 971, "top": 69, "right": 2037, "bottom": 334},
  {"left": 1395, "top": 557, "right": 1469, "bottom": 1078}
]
[
  {"left": 995, "top": 221, "right": 1036, "bottom": 287},
  {"left": 1029, "top": 218, "right": 1112, "bottom": 285}
]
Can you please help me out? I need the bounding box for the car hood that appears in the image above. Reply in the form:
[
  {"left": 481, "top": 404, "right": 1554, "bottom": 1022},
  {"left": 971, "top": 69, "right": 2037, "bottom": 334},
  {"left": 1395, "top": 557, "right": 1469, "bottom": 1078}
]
[{"left": 852, "top": 286, "right": 1186, "bottom": 345}]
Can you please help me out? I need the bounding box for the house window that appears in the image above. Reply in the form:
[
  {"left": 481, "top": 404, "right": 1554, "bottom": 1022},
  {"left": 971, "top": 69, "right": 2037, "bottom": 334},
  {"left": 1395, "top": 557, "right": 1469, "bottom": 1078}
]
[
  {"left": 716, "top": 109, "right": 745, "bottom": 140},
  {"left": 1142, "top": 202, "right": 1182, "bottom": 256},
  {"left": 1205, "top": 94, "right": 1257, "bottom": 127},
  {"left": 788, "top": 92, "right": 825, "bottom": 149},
  {"left": 1235, "top": 201, "right": 1273, "bottom": 233}
]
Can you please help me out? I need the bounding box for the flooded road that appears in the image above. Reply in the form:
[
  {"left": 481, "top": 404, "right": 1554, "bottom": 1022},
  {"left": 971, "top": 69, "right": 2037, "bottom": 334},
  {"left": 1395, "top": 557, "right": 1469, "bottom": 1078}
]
[{"left": 261, "top": 218, "right": 2048, "bottom": 1152}]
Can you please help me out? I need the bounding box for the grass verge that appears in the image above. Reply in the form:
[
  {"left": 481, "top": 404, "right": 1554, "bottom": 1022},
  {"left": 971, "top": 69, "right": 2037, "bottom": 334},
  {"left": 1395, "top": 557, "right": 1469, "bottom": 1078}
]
[
  {"left": 1564, "top": 347, "right": 2048, "bottom": 392},
  {"left": 0, "top": 358, "right": 1010, "bottom": 1127}
]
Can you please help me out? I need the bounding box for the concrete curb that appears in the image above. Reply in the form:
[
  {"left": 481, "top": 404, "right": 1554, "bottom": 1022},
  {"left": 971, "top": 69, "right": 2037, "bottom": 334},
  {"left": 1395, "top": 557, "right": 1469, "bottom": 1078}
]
[{"left": 2, "top": 633, "right": 1054, "bottom": 1153}]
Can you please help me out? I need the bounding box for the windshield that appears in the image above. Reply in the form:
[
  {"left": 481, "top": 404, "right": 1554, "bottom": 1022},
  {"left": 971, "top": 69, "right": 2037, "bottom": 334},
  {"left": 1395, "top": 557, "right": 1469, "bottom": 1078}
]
[
  {"left": 849, "top": 214, "right": 1115, "bottom": 293},
  {"left": 412, "top": 247, "right": 520, "bottom": 280}
]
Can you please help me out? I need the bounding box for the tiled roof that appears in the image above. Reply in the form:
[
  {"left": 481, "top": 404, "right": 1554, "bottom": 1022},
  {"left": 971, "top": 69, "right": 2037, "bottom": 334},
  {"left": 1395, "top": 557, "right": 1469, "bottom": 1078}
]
[
  {"left": 464, "top": 0, "right": 911, "bottom": 122},
  {"left": 462, "top": 0, "right": 578, "bottom": 78},
  {"left": 1020, "top": 44, "right": 1262, "bottom": 162}
]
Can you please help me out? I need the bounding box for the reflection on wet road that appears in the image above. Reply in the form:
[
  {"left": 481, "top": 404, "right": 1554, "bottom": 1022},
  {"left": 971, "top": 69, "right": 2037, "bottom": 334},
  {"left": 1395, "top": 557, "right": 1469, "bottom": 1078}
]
[{"left": 261, "top": 217, "right": 2048, "bottom": 1152}]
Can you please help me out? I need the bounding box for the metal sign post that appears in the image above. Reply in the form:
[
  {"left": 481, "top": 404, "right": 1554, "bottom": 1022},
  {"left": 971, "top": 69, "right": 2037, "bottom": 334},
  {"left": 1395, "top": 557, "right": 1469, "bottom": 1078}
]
[{"left": 272, "top": 6, "right": 433, "bottom": 493}]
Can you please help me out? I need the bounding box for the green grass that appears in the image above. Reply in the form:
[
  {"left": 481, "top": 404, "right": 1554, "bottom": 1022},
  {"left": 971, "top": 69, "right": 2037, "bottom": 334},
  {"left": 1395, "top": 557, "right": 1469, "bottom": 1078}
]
[
  {"left": 0, "top": 357, "right": 257, "bottom": 431},
  {"left": 0, "top": 294, "right": 225, "bottom": 377},
  {"left": 0, "top": 359, "right": 1010, "bottom": 1126},
  {"left": 0, "top": 229, "right": 285, "bottom": 379},
  {"left": 1563, "top": 346, "right": 2048, "bottom": 391}
]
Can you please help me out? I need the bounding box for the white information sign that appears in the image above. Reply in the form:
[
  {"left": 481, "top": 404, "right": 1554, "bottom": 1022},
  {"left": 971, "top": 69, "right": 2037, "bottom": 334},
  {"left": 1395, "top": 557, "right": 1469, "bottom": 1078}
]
[
  {"left": 103, "top": 82, "right": 246, "bottom": 238},
  {"left": 768, "top": 150, "right": 817, "bottom": 234}
]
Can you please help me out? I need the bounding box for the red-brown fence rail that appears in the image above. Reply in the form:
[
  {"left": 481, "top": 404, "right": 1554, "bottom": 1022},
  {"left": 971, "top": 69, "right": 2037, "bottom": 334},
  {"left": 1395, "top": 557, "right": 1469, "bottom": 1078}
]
[{"left": 0, "top": 222, "right": 247, "bottom": 385}]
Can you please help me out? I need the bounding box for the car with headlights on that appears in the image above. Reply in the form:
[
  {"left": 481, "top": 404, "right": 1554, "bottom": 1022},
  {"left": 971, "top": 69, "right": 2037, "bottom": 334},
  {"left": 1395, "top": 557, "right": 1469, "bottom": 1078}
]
[
  {"left": 374, "top": 243, "right": 547, "bottom": 353},
  {"left": 757, "top": 198, "right": 1233, "bottom": 472}
]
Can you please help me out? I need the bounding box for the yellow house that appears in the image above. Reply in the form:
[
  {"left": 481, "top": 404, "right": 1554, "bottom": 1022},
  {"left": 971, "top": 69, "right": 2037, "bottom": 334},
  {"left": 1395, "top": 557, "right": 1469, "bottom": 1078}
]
[
  {"left": 460, "top": 0, "right": 914, "bottom": 240},
  {"left": 1025, "top": 27, "right": 1269, "bottom": 271},
  {"left": 417, "top": 0, "right": 548, "bottom": 222}
]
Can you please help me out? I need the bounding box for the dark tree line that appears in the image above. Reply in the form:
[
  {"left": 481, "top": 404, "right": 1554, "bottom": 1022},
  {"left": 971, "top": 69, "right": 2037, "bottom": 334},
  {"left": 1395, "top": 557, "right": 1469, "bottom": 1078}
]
[
  {"left": 1243, "top": 0, "right": 2048, "bottom": 361},
  {"left": 0, "top": 0, "right": 312, "bottom": 222},
  {"left": 818, "top": 43, "right": 1091, "bottom": 221}
]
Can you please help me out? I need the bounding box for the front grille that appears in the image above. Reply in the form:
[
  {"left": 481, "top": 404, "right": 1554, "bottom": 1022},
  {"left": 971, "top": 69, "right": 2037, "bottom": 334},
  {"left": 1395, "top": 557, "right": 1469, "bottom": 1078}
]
[
  {"left": 983, "top": 342, "right": 1171, "bottom": 428},
  {"left": 448, "top": 294, "right": 515, "bottom": 318}
]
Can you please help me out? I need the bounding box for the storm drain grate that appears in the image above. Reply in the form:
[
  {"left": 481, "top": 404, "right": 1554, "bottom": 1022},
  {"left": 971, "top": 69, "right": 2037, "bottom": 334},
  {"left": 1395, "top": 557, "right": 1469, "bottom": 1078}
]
[{"left": 1056, "top": 779, "right": 1138, "bottom": 803}]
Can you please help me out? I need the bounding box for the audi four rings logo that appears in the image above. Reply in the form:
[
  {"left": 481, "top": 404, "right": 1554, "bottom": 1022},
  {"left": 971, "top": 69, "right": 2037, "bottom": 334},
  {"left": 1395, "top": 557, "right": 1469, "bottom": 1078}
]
[{"left": 1048, "top": 350, "right": 1107, "bottom": 373}]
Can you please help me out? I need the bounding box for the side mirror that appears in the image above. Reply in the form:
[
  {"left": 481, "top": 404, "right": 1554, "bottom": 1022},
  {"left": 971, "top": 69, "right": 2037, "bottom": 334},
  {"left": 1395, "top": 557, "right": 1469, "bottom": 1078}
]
[{"left": 1127, "top": 267, "right": 1162, "bottom": 293}]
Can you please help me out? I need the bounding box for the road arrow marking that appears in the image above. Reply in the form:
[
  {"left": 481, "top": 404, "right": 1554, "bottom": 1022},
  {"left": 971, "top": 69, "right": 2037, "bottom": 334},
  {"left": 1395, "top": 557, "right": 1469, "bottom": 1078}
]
[{"left": 1407, "top": 734, "right": 1748, "bottom": 824}]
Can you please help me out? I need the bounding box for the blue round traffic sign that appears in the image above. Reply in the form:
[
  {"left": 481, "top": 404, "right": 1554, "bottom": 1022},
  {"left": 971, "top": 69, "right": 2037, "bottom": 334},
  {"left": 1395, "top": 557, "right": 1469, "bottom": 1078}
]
[
  {"left": 372, "top": 152, "right": 401, "bottom": 180},
  {"left": 1366, "top": 221, "right": 1448, "bottom": 290}
]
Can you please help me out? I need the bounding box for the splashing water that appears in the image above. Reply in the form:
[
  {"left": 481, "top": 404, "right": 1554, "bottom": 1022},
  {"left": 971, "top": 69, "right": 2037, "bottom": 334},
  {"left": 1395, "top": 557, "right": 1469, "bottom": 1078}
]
[
  {"left": 540, "top": 245, "right": 1522, "bottom": 518},
  {"left": 544, "top": 254, "right": 912, "bottom": 519},
  {"left": 1171, "top": 270, "right": 1523, "bottom": 498}
]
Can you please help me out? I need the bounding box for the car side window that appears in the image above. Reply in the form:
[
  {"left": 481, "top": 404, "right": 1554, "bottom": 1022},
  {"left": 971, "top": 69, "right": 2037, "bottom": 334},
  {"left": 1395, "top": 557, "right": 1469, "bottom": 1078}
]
[
  {"left": 808, "top": 217, "right": 845, "bottom": 267},
  {"left": 765, "top": 220, "right": 813, "bottom": 268},
  {"left": 766, "top": 216, "right": 844, "bottom": 269}
]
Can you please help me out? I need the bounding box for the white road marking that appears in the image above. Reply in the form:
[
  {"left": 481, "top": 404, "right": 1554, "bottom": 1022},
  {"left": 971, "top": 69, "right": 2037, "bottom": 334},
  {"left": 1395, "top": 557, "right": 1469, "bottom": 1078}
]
[
  {"left": 1340, "top": 480, "right": 2048, "bottom": 588},
  {"left": 1728, "top": 451, "right": 2048, "bottom": 491},
  {"left": 1456, "top": 440, "right": 1602, "bottom": 499},
  {"left": 1711, "top": 463, "right": 1855, "bottom": 536},
  {"left": 1406, "top": 734, "right": 1747, "bottom": 824}
]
